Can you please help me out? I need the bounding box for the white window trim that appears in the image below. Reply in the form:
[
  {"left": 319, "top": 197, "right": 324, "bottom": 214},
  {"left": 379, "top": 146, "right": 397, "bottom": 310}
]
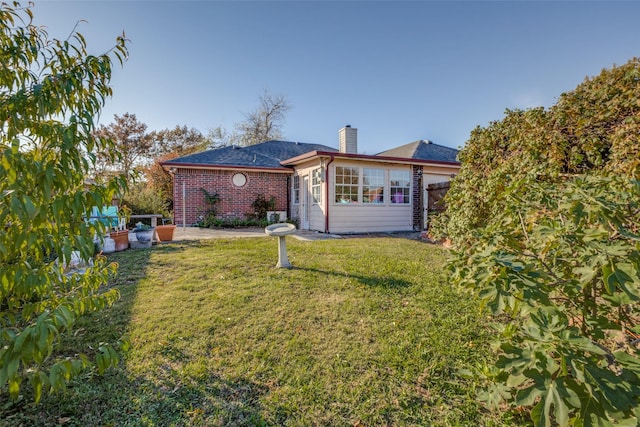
[
  {"left": 311, "top": 169, "right": 322, "bottom": 205},
  {"left": 362, "top": 167, "right": 385, "bottom": 204},
  {"left": 389, "top": 169, "right": 411, "bottom": 205},
  {"left": 292, "top": 174, "right": 300, "bottom": 205},
  {"left": 332, "top": 166, "right": 412, "bottom": 206}
]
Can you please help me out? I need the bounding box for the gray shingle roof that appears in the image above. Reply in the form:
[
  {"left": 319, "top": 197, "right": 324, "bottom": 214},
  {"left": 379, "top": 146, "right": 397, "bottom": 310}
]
[
  {"left": 164, "top": 140, "right": 338, "bottom": 169},
  {"left": 376, "top": 140, "right": 459, "bottom": 163}
]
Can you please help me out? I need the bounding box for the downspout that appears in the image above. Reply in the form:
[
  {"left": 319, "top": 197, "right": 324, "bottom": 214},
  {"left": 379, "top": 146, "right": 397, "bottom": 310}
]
[
  {"left": 324, "top": 154, "right": 335, "bottom": 233},
  {"left": 182, "top": 180, "right": 186, "bottom": 230},
  {"left": 286, "top": 175, "right": 291, "bottom": 222}
]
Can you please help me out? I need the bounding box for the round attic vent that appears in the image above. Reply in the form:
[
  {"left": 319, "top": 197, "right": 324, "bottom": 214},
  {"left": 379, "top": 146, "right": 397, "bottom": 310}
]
[{"left": 232, "top": 173, "right": 247, "bottom": 187}]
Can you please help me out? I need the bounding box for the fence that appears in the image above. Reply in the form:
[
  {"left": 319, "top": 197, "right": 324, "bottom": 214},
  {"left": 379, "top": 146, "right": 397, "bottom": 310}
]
[{"left": 426, "top": 181, "right": 451, "bottom": 213}]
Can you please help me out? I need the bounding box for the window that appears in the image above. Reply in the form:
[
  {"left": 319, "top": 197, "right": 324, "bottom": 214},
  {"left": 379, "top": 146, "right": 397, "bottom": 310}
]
[
  {"left": 335, "top": 166, "right": 359, "bottom": 203},
  {"left": 362, "top": 168, "right": 384, "bottom": 203},
  {"left": 390, "top": 170, "right": 410, "bottom": 204},
  {"left": 311, "top": 169, "right": 322, "bottom": 204},
  {"left": 292, "top": 175, "right": 300, "bottom": 204}
]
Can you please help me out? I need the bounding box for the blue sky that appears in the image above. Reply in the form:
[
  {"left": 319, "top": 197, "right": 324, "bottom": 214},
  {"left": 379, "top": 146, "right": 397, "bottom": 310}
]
[{"left": 35, "top": 1, "right": 640, "bottom": 153}]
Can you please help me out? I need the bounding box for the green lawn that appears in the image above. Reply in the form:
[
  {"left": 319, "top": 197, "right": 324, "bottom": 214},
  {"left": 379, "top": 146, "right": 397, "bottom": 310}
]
[{"left": 2, "top": 237, "right": 522, "bottom": 426}]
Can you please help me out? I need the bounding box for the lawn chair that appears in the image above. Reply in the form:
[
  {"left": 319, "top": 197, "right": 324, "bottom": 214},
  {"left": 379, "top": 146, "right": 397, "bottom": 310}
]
[{"left": 90, "top": 206, "right": 122, "bottom": 235}]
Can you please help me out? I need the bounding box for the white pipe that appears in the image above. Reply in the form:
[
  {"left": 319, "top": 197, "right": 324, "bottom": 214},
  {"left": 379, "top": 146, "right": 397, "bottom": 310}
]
[{"left": 182, "top": 180, "right": 186, "bottom": 230}]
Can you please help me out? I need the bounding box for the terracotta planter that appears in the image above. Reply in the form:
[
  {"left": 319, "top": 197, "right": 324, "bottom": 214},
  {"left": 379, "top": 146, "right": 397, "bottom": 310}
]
[
  {"left": 156, "top": 225, "right": 176, "bottom": 242},
  {"left": 111, "top": 230, "right": 129, "bottom": 251}
]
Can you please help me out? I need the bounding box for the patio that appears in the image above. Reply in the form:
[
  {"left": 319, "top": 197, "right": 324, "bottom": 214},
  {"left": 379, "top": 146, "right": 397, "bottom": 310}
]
[{"left": 171, "top": 226, "right": 423, "bottom": 242}]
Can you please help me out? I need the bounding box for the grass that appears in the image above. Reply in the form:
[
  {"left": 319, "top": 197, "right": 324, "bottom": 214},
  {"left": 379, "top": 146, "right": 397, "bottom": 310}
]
[{"left": 1, "top": 237, "right": 524, "bottom": 426}]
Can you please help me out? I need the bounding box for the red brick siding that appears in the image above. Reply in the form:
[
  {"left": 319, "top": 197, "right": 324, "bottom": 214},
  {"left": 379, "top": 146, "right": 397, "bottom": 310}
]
[{"left": 172, "top": 168, "right": 290, "bottom": 226}]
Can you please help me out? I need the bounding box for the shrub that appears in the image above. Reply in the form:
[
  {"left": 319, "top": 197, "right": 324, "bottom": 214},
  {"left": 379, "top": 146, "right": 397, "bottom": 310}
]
[
  {"left": 0, "top": 3, "right": 128, "bottom": 402},
  {"left": 452, "top": 175, "right": 640, "bottom": 425},
  {"left": 441, "top": 59, "right": 640, "bottom": 247},
  {"left": 249, "top": 194, "right": 276, "bottom": 221},
  {"left": 122, "top": 183, "right": 170, "bottom": 221},
  {"left": 196, "top": 188, "right": 220, "bottom": 228}
]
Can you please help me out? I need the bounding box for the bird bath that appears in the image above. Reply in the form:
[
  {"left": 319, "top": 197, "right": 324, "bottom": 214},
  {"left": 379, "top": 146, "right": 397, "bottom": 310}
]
[{"left": 265, "top": 223, "right": 297, "bottom": 268}]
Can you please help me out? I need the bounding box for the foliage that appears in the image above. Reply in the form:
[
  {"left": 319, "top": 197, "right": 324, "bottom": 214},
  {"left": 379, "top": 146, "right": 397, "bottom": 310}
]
[
  {"left": 145, "top": 125, "right": 212, "bottom": 211},
  {"left": 249, "top": 194, "right": 276, "bottom": 221},
  {"left": 236, "top": 90, "right": 290, "bottom": 146},
  {"left": 451, "top": 175, "right": 640, "bottom": 425},
  {"left": 202, "top": 216, "right": 269, "bottom": 229},
  {"left": 197, "top": 188, "right": 220, "bottom": 228},
  {"left": 0, "top": 238, "right": 512, "bottom": 426},
  {"left": 93, "top": 112, "right": 151, "bottom": 183},
  {"left": 0, "top": 2, "right": 128, "bottom": 402},
  {"left": 286, "top": 216, "right": 300, "bottom": 229},
  {"left": 148, "top": 125, "right": 211, "bottom": 159},
  {"left": 441, "top": 58, "right": 640, "bottom": 247},
  {"left": 133, "top": 222, "right": 152, "bottom": 231},
  {"left": 122, "top": 181, "right": 170, "bottom": 220},
  {"left": 207, "top": 90, "right": 291, "bottom": 147}
]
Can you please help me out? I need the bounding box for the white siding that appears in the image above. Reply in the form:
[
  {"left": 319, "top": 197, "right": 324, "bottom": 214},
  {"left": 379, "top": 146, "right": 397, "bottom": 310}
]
[
  {"left": 292, "top": 160, "right": 327, "bottom": 232},
  {"left": 290, "top": 158, "right": 460, "bottom": 234},
  {"left": 309, "top": 205, "right": 326, "bottom": 232},
  {"left": 329, "top": 204, "right": 412, "bottom": 233},
  {"left": 328, "top": 160, "right": 413, "bottom": 234}
]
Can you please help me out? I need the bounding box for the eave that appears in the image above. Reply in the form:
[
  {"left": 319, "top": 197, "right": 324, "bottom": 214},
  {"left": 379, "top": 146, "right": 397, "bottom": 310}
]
[
  {"left": 280, "top": 150, "right": 461, "bottom": 168},
  {"left": 159, "top": 161, "right": 294, "bottom": 174}
]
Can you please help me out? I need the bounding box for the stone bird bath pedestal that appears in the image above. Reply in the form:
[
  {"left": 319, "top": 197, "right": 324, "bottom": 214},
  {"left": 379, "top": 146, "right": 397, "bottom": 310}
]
[{"left": 265, "top": 223, "right": 297, "bottom": 268}]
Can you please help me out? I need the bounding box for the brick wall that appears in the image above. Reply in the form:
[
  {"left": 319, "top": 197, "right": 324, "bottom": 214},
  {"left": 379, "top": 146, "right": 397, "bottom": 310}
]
[{"left": 172, "top": 168, "right": 290, "bottom": 226}]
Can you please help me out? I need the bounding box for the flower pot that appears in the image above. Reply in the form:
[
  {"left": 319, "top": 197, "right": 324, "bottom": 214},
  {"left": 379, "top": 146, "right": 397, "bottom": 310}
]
[
  {"left": 103, "top": 237, "right": 116, "bottom": 254},
  {"left": 156, "top": 225, "right": 176, "bottom": 242},
  {"left": 133, "top": 228, "right": 155, "bottom": 243},
  {"left": 111, "top": 230, "right": 129, "bottom": 251}
]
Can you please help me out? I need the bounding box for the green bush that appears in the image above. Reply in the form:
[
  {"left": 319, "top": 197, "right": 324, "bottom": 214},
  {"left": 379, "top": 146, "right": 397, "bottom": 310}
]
[
  {"left": 0, "top": 3, "right": 128, "bottom": 403},
  {"left": 440, "top": 59, "right": 640, "bottom": 247},
  {"left": 249, "top": 194, "right": 276, "bottom": 221},
  {"left": 196, "top": 188, "right": 220, "bottom": 228},
  {"left": 200, "top": 216, "right": 268, "bottom": 229},
  {"left": 442, "top": 59, "right": 640, "bottom": 425},
  {"left": 452, "top": 175, "right": 640, "bottom": 425},
  {"left": 122, "top": 183, "right": 170, "bottom": 221}
]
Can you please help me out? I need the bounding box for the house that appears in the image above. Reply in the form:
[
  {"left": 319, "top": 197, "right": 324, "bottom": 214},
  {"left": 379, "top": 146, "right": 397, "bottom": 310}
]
[{"left": 161, "top": 126, "right": 460, "bottom": 233}]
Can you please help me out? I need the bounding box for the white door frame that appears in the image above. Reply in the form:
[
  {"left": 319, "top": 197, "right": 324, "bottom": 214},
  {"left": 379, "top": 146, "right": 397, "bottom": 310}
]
[{"left": 301, "top": 176, "right": 310, "bottom": 230}]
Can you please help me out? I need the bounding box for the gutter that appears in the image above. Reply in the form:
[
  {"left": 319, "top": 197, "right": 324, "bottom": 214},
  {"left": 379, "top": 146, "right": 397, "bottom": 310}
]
[
  {"left": 281, "top": 150, "right": 460, "bottom": 168},
  {"left": 159, "top": 161, "right": 293, "bottom": 174},
  {"left": 324, "top": 154, "right": 335, "bottom": 234}
]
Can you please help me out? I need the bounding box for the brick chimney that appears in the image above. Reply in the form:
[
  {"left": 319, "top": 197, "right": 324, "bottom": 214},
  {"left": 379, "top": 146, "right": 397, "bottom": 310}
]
[{"left": 339, "top": 125, "right": 357, "bottom": 154}]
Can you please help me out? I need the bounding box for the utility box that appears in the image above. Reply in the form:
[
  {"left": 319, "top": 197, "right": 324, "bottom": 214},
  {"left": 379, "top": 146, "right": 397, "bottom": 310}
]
[{"left": 266, "top": 211, "right": 287, "bottom": 223}]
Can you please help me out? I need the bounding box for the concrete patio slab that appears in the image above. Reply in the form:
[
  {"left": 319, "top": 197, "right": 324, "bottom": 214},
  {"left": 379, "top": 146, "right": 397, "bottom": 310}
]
[{"left": 171, "top": 226, "right": 342, "bottom": 242}]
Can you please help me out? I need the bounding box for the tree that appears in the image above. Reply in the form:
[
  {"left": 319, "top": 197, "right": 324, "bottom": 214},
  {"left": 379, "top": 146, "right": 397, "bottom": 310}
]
[
  {"left": 442, "top": 58, "right": 640, "bottom": 425},
  {"left": 144, "top": 126, "right": 211, "bottom": 211},
  {"left": 439, "top": 58, "right": 640, "bottom": 247},
  {"left": 94, "top": 112, "right": 152, "bottom": 181},
  {"left": 453, "top": 176, "right": 640, "bottom": 426},
  {"left": 202, "top": 91, "right": 291, "bottom": 148},
  {"left": 148, "top": 125, "right": 211, "bottom": 158},
  {"left": 206, "top": 125, "right": 236, "bottom": 148},
  {"left": 236, "top": 90, "right": 290, "bottom": 146},
  {"left": 0, "top": 3, "right": 128, "bottom": 402}
]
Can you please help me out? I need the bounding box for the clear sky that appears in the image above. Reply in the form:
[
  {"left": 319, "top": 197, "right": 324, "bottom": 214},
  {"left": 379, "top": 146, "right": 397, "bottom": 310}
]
[{"left": 34, "top": 1, "right": 640, "bottom": 154}]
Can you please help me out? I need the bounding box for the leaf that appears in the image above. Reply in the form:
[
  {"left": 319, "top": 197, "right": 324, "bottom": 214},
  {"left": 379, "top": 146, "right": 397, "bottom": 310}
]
[
  {"left": 602, "top": 262, "right": 633, "bottom": 295},
  {"left": 530, "top": 379, "right": 573, "bottom": 427}
]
